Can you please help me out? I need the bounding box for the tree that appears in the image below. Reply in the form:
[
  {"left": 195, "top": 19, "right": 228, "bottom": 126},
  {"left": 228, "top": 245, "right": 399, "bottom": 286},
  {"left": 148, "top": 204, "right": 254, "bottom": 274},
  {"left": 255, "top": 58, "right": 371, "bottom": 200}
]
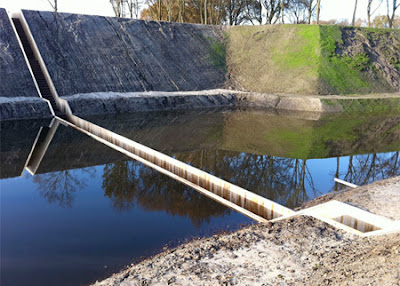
[
  {"left": 373, "top": 14, "right": 400, "bottom": 28},
  {"left": 111, "top": 0, "right": 123, "bottom": 17},
  {"left": 367, "top": 0, "right": 383, "bottom": 27},
  {"left": 280, "top": 0, "right": 286, "bottom": 23},
  {"left": 354, "top": 17, "right": 366, "bottom": 26},
  {"left": 352, "top": 0, "right": 358, "bottom": 26},
  {"left": 111, "top": 0, "right": 143, "bottom": 18},
  {"left": 129, "top": 0, "right": 144, "bottom": 18},
  {"left": 387, "top": 0, "right": 400, "bottom": 28},
  {"left": 287, "top": 0, "right": 315, "bottom": 24},
  {"left": 225, "top": 0, "right": 248, "bottom": 25},
  {"left": 316, "top": 0, "right": 321, "bottom": 24},
  {"left": 141, "top": 0, "right": 204, "bottom": 23},
  {"left": 244, "top": 0, "right": 262, "bottom": 25},
  {"left": 262, "top": 0, "right": 281, "bottom": 24},
  {"left": 47, "top": 0, "right": 58, "bottom": 12}
]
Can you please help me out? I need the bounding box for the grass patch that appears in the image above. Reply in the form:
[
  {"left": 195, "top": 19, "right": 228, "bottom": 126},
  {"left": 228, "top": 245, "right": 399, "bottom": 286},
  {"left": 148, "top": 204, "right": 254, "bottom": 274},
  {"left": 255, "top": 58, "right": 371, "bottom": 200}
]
[
  {"left": 271, "top": 25, "right": 320, "bottom": 75},
  {"left": 208, "top": 36, "right": 227, "bottom": 72}
]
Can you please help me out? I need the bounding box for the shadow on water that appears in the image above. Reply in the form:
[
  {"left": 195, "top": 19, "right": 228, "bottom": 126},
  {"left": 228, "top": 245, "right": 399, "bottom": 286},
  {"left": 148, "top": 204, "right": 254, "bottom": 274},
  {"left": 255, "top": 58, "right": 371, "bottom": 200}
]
[{"left": 1, "top": 108, "right": 400, "bottom": 286}]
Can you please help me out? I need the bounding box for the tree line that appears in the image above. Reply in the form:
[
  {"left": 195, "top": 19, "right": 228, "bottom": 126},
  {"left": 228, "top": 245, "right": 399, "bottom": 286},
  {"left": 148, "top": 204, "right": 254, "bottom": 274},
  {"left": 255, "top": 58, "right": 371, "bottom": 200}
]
[
  {"left": 44, "top": 0, "right": 398, "bottom": 28},
  {"left": 107, "top": 0, "right": 399, "bottom": 28}
]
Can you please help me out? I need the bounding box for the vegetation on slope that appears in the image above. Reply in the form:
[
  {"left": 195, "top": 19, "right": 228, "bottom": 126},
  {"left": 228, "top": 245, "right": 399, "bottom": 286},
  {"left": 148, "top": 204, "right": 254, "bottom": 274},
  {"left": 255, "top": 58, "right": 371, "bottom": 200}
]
[
  {"left": 226, "top": 25, "right": 400, "bottom": 95},
  {"left": 226, "top": 25, "right": 320, "bottom": 94},
  {"left": 319, "top": 26, "right": 400, "bottom": 94}
]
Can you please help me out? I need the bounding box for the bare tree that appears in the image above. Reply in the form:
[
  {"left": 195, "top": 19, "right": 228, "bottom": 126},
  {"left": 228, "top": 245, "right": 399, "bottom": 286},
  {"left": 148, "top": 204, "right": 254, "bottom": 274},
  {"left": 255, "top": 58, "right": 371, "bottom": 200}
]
[
  {"left": 111, "top": 0, "right": 123, "bottom": 17},
  {"left": 158, "top": 0, "right": 162, "bottom": 20},
  {"left": 306, "top": 0, "right": 317, "bottom": 24},
  {"left": 387, "top": 0, "right": 400, "bottom": 28},
  {"left": 367, "top": 0, "right": 383, "bottom": 27},
  {"left": 129, "top": 0, "right": 143, "bottom": 19},
  {"left": 225, "top": 0, "right": 247, "bottom": 25},
  {"left": 280, "top": 0, "right": 285, "bottom": 23},
  {"left": 244, "top": 0, "right": 263, "bottom": 24},
  {"left": 263, "top": 0, "right": 281, "bottom": 24},
  {"left": 47, "top": 0, "right": 58, "bottom": 12},
  {"left": 204, "top": 0, "right": 208, "bottom": 24},
  {"left": 111, "top": 0, "right": 143, "bottom": 18},
  {"left": 287, "top": 0, "right": 313, "bottom": 24},
  {"left": 352, "top": 0, "right": 358, "bottom": 26},
  {"left": 316, "top": 0, "right": 321, "bottom": 23}
]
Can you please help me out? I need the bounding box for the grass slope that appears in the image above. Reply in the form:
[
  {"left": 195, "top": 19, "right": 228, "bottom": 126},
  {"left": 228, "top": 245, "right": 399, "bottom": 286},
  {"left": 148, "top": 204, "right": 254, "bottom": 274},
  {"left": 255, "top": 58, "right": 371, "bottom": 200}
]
[{"left": 227, "top": 25, "right": 400, "bottom": 95}]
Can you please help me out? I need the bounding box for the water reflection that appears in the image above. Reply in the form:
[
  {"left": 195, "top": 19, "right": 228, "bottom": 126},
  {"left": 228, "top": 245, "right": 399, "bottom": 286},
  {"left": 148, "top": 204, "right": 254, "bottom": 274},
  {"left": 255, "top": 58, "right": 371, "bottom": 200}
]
[
  {"left": 2, "top": 110, "right": 399, "bottom": 212},
  {"left": 84, "top": 108, "right": 400, "bottom": 159},
  {"left": 333, "top": 152, "right": 400, "bottom": 192},
  {"left": 102, "top": 160, "right": 229, "bottom": 227},
  {"left": 34, "top": 167, "right": 96, "bottom": 207},
  {"left": 1, "top": 110, "right": 399, "bottom": 286},
  {"left": 102, "top": 151, "right": 400, "bottom": 215}
]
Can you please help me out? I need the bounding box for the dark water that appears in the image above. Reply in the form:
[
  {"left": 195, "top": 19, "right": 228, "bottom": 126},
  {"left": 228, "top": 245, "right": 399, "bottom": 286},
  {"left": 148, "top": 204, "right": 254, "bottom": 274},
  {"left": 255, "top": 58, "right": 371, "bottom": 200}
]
[{"left": 1, "top": 108, "right": 400, "bottom": 286}]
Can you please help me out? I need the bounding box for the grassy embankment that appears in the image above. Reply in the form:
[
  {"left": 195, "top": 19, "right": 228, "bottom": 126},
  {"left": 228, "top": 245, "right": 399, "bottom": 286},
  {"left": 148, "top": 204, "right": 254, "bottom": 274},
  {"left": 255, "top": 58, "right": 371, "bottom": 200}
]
[{"left": 225, "top": 25, "right": 400, "bottom": 96}]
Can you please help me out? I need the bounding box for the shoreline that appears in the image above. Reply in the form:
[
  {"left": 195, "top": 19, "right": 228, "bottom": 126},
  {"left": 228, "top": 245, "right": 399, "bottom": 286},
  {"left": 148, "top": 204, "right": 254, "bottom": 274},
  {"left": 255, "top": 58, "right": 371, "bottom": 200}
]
[
  {"left": 92, "top": 176, "right": 400, "bottom": 286},
  {"left": 2, "top": 91, "right": 400, "bottom": 121},
  {"left": 64, "top": 90, "right": 400, "bottom": 116}
]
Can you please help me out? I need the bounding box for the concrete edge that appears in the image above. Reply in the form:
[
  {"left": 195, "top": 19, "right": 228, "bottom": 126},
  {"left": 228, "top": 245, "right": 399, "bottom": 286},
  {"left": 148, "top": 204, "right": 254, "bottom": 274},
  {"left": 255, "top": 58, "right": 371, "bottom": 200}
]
[{"left": 57, "top": 91, "right": 400, "bottom": 116}]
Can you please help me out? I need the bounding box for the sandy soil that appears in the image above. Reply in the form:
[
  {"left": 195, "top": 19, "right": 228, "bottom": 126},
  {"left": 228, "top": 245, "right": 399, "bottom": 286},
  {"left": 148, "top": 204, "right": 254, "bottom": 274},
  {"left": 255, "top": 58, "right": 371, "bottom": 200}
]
[{"left": 92, "top": 177, "right": 400, "bottom": 286}]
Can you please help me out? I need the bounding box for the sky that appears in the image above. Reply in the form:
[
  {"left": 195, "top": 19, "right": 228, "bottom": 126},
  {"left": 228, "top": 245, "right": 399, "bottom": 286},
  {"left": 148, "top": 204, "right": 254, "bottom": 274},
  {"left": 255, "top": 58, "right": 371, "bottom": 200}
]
[{"left": 0, "top": 0, "right": 394, "bottom": 23}]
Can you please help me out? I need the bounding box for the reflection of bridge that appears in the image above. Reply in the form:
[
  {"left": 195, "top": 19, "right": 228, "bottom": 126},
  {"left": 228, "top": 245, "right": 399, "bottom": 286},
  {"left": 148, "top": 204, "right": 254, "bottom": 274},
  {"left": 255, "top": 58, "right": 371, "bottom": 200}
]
[{"left": 8, "top": 11, "right": 400, "bottom": 237}]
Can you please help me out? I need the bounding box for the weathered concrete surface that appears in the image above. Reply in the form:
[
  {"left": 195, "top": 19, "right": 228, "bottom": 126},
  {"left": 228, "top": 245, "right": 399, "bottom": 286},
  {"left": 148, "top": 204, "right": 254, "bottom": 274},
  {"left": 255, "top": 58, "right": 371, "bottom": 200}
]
[
  {"left": 23, "top": 10, "right": 226, "bottom": 97},
  {"left": 60, "top": 88, "right": 400, "bottom": 116},
  {"left": 0, "top": 8, "right": 51, "bottom": 120},
  {"left": 64, "top": 90, "right": 241, "bottom": 115},
  {"left": 0, "top": 8, "right": 36, "bottom": 98},
  {"left": 0, "top": 97, "right": 52, "bottom": 120}
]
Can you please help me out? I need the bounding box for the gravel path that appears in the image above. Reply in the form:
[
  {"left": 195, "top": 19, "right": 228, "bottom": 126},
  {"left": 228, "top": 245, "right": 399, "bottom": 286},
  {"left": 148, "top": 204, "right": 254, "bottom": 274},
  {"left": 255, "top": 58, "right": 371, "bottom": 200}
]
[{"left": 92, "top": 177, "right": 400, "bottom": 286}]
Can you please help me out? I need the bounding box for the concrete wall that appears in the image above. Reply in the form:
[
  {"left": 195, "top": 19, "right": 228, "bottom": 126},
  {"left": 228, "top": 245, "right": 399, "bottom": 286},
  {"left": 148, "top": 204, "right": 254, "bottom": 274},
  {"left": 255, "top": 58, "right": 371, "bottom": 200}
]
[
  {"left": 0, "top": 8, "right": 51, "bottom": 120},
  {"left": 0, "top": 8, "right": 36, "bottom": 98},
  {"left": 22, "top": 10, "right": 226, "bottom": 97}
]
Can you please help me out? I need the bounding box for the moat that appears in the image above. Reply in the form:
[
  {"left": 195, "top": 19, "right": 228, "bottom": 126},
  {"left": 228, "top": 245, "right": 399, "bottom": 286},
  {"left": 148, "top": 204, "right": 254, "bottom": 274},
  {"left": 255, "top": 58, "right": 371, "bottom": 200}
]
[{"left": 1, "top": 108, "right": 399, "bottom": 286}]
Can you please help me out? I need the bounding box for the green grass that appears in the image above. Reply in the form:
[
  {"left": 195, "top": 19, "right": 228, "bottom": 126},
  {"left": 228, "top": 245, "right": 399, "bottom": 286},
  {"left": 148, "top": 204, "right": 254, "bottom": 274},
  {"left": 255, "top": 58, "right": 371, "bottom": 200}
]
[
  {"left": 319, "top": 26, "right": 373, "bottom": 94},
  {"left": 207, "top": 36, "right": 227, "bottom": 72},
  {"left": 271, "top": 25, "right": 320, "bottom": 76}
]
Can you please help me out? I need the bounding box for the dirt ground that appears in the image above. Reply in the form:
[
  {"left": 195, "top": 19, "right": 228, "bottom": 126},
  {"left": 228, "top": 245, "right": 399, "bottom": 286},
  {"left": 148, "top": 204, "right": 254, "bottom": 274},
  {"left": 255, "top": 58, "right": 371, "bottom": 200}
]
[{"left": 92, "top": 177, "right": 400, "bottom": 286}]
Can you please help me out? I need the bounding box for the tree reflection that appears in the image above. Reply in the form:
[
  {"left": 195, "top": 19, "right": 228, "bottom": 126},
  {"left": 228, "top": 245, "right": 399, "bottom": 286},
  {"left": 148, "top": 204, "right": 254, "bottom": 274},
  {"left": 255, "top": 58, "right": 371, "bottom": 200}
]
[
  {"left": 33, "top": 149, "right": 400, "bottom": 216},
  {"left": 33, "top": 168, "right": 96, "bottom": 207},
  {"left": 333, "top": 151, "right": 400, "bottom": 191},
  {"left": 102, "top": 160, "right": 229, "bottom": 228},
  {"left": 101, "top": 150, "right": 321, "bottom": 224},
  {"left": 102, "top": 161, "right": 140, "bottom": 211},
  {"left": 174, "top": 151, "right": 318, "bottom": 209}
]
